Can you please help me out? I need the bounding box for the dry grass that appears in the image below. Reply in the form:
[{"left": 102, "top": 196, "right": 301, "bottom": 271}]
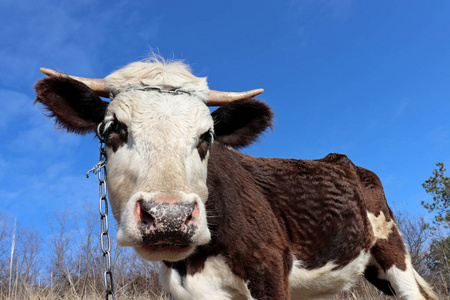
[
  {"left": 0, "top": 276, "right": 169, "bottom": 300},
  {"left": 2, "top": 276, "right": 449, "bottom": 300},
  {"left": 332, "top": 279, "right": 393, "bottom": 300}
]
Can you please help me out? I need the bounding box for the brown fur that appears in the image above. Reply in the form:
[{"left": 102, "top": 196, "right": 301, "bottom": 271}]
[
  {"left": 212, "top": 99, "right": 274, "bottom": 149},
  {"left": 166, "top": 145, "right": 385, "bottom": 299},
  {"left": 34, "top": 76, "right": 108, "bottom": 134}
]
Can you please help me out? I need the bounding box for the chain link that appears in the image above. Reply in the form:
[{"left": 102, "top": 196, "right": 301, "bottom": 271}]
[
  {"left": 87, "top": 136, "right": 116, "bottom": 300},
  {"left": 109, "top": 86, "right": 191, "bottom": 100}
]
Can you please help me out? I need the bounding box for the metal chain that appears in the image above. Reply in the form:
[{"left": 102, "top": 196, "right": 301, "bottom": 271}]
[
  {"left": 87, "top": 133, "right": 116, "bottom": 300},
  {"left": 109, "top": 86, "right": 191, "bottom": 100}
]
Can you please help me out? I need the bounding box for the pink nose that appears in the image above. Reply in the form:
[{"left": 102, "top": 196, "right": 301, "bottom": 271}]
[{"left": 135, "top": 199, "right": 199, "bottom": 245}]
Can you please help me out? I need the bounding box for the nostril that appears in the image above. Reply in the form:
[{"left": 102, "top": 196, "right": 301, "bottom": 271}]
[
  {"left": 185, "top": 215, "right": 193, "bottom": 225},
  {"left": 184, "top": 202, "right": 199, "bottom": 226},
  {"left": 135, "top": 200, "right": 155, "bottom": 226},
  {"left": 141, "top": 209, "right": 155, "bottom": 225}
]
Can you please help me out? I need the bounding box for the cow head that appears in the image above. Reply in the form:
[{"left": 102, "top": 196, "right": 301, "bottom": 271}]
[{"left": 34, "top": 59, "right": 273, "bottom": 262}]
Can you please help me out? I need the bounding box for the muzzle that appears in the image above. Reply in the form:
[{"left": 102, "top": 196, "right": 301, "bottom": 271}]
[{"left": 136, "top": 199, "right": 199, "bottom": 246}]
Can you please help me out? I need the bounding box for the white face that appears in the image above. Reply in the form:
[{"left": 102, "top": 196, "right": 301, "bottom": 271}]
[{"left": 103, "top": 90, "right": 213, "bottom": 261}]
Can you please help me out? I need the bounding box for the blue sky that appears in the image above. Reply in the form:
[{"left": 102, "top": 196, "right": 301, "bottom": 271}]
[{"left": 1, "top": 0, "right": 449, "bottom": 239}]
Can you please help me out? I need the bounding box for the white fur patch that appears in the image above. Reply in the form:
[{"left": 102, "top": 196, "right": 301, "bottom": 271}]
[
  {"left": 413, "top": 268, "right": 438, "bottom": 300},
  {"left": 160, "top": 255, "right": 254, "bottom": 300},
  {"left": 289, "top": 251, "right": 371, "bottom": 299},
  {"left": 105, "top": 58, "right": 210, "bottom": 103},
  {"left": 373, "top": 254, "right": 437, "bottom": 300},
  {"left": 367, "top": 211, "right": 395, "bottom": 240},
  {"left": 384, "top": 264, "right": 422, "bottom": 300}
]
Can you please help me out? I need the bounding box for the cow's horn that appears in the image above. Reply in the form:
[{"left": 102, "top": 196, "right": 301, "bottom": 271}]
[
  {"left": 40, "top": 68, "right": 109, "bottom": 98},
  {"left": 40, "top": 68, "right": 264, "bottom": 103},
  {"left": 208, "top": 89, "right": 264, "bottom": 106}
]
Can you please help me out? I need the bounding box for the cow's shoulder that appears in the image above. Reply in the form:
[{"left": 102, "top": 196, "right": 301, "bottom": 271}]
[
  {"left": 316, "top": 153, "right": 384, "bottom": 190},
  {"left": 318, "top": 153, "right": 353, "bottom": 165}
]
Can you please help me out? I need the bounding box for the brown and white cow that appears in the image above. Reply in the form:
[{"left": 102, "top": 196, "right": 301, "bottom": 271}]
[{"left": 35, "top": 58, "right": 436, "bottom": 300}]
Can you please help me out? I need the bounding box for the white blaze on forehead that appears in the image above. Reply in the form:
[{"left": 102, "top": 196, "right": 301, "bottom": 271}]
[
  {"left": 106, "top": 91, "right": 213, "bottom": 196},
  {"left": 105, "top": 58, "right": 210, "bottom": 103}
]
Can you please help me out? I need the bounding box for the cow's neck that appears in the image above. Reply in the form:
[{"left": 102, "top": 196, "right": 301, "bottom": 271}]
[{"left": 165, "top": 144, "right": 289, "bottom": 276}]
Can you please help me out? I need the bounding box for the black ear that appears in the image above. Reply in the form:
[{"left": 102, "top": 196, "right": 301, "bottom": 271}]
[
  {"left": 212, "top": 99, "right": 274, "bottom": 149},
  {"left": 34, "top": 76, "right": 109, "bottom": 134}
]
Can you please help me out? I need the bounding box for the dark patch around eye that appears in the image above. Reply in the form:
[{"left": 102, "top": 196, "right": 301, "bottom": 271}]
[
  {"left": 104, "top": 115, "right": 128, "bottom": 152},
  {"left": 197, "top": 130, "right": 212, "bottom": 160}
]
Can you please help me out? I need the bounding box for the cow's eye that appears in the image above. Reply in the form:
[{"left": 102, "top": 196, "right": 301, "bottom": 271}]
[
  {"left": 102, "top": 115, "right": 122, "bottom": 135},
  {"left": 103, "top": 115, "right": 128, "bottom": 152},
  {"left": 109, "top": 120, "right": 121, "bottom": 134},
  {"left": 197, "top": 130, "right": 213, "bottom": 160},
  {"left": 200, "top": 130, "right": 213, "bottom": 145}
]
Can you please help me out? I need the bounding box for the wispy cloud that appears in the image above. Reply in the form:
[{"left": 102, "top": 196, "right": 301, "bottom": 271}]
[
  {"left": 395, "top": 100, "right": 409, "bottom": 117},
  {"left": 0, "top": 1, "right": 163, "bottom": 89},
  {"left": 427, "top": 125, "right": 450, "bottom": 148},
  {"left": 0, "top": 85, "right": 92, "bottom": 232},
  {"left": 0, "top": 88, "right": 81, "bottom": 156},
  {"left": 282, "top": 0, "right": 354, "bottom": 51},
  {"left": 288, "top": 0, "right": 354, "bottom": 24},
  {"left": 0, "top": 89, "right": 36, "bottom": 129}
]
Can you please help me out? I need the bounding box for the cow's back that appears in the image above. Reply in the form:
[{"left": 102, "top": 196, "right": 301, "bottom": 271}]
[{"left": 235, "top": 152, "right": 376, "bottom": 269}]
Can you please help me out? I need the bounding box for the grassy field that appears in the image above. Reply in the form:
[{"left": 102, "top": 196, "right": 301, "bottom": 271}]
[{"left": 1, "top": 275, "right": 448, "bottom": 300}]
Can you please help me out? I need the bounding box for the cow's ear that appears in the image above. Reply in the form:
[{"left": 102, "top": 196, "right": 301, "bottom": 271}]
[
  {"left": 34, "top": 76, "right": 109, "bottom": 135},
  {"left": 211, "top": 99, "right": 273, "bottom": 149}
]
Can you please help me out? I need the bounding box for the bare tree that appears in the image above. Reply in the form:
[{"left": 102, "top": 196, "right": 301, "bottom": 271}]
[
  {"left": 395, "top": 211, "right": 433, "bottom": 275},
  {"left": 16, "top": 227, "right": 41, "bottom": 286},
  {"left": 46, "top": 211, "right": 74, "bottom": 294},
  {"left": 0, "top": 211, "right": 13, "bottom": 290},
  {"left": 0, "top": 210, "right": 43, "bottom": 299},
  {"left": 73, "top": 205, "right": 104, "bottom": 296}
]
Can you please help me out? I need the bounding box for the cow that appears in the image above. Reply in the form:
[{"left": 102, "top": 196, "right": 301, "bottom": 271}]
[{"left": 34, "top": 58, "right": 437, "bottom": 300}]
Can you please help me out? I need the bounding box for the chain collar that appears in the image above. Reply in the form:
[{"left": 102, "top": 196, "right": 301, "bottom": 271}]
[{"left": 109, "top": 86, "right": 191, "bottom": 100}]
